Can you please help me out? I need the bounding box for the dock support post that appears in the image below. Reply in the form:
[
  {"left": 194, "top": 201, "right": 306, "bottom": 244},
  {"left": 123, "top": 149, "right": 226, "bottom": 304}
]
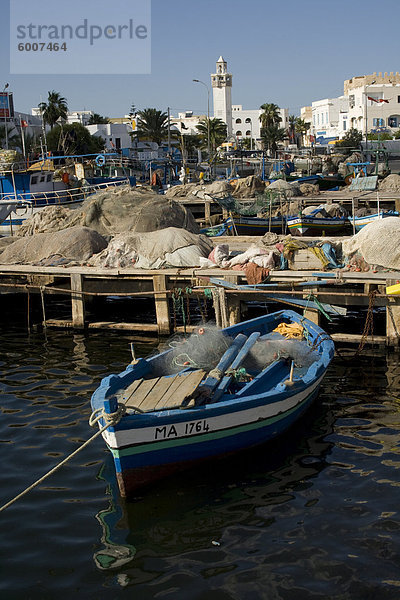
[
  {"left": 386, "top": 300, "right": 400, "bottom": 347},
  {"left": 204, "top": 200, "right": 211, "bottom": 226},
  {"left": 153, "top": 274, "right": 171, "bottom": 335},
  {"left": 71, "top": 273, "right": 85, "bottom": 329},
  {"left": 225, "top": 276, "right": 241, "bottom": 326},
  {"left": 212, "top": 288, "right": 228, "bottom": 328}
]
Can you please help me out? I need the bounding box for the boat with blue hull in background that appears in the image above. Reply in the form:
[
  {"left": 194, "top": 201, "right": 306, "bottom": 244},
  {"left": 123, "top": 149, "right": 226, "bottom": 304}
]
[
  {"left": 91, "top": 310, "right": 334, "bottom": 497},
  {"left": 0, "top": 153, "right": 136, "bottom": 234}
]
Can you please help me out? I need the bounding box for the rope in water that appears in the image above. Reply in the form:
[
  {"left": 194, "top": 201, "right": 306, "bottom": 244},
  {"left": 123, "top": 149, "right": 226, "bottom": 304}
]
[{"left": 0, "top": 404, "right": 125, "bottom": 514}]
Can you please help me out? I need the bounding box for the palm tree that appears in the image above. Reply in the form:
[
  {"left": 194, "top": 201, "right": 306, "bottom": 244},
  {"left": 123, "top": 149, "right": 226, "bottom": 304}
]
[
  {"left": 196, "top": 117, "right": 227, "bottom": 156},
  {"left": 39, "top": 91, "right": 68, "bottom": 129},
  {"left": 259, "top": 103, "right": 282, "bottom": 130},
  {"left": 261, "top": 124, "right": 287, "bottom": 157},
  {"left": 295, "top": 118, "right": 310, "bottom": 146},
  {"left": 288, "top": 115, "right": 297, "bottom": 144},
  {"left": 137, "top": 108, "right": 169, "bottom": 145},
  {"left": 0, "top": 125, "right": 20, "bottom": 150},
  {"left": 87, "top": 113, "right": 110, "bottom": 125}
]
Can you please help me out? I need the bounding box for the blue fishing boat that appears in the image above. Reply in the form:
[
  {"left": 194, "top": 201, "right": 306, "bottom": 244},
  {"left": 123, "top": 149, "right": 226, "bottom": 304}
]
[
  {"left": 224, "top": 214, "right": 287, "bottom": 235},
  {"left": 90, "top": 310, "right": 334, "bottom": 497},
  {"left": 348, "top": 210, "right": 399, "bottom": 232},
  {"left": 0, "top": 153, "right": 136, "bottom": 234}
]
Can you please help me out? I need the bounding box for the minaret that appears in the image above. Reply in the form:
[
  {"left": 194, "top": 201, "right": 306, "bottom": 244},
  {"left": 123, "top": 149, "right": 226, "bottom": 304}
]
[{"left": 211, "top": 56, "right": 232, "bottom": 136}]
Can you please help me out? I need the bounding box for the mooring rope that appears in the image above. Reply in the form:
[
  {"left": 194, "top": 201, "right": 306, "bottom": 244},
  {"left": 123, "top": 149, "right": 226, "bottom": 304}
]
[{"left": 0, "top": 404, "right": 125, "bottom": 514}]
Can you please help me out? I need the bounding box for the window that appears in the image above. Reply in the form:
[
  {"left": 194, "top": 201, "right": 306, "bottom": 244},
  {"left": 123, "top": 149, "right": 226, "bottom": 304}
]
[
  {"left": 245, "top": 130, "right": 251, "bottom": 136},
  {"left": 31, "top": 176, "right": 38, "bottom": 185},
  {"left": 389, "top": 116, "right": 399, "bottom": 127},
  {"left": 245, "top": 118, "right": 251, "bottom": 123},
  {"left": 373, "top": 118, "right": 385, "bottom": 127},
  {"left": 236, "top": 130, "right": 242, "bottom": 136},
  {"left": 40, "top": 175, "right": 45, "bottom": 182},
  {"left": 343, "top": 120, "right": 347, "bottom": 131},
  {"left": 349, "top": 95, "right": 355, "bottom": 109},
  {"left": 46, "top": 174, "right": 52, "bottom": 182},
  {"left": 235, "top": 118, "right": 242, "bottom": 124},
  {"left": 398, "top": 96, "right": 400, "bottom": 103}
]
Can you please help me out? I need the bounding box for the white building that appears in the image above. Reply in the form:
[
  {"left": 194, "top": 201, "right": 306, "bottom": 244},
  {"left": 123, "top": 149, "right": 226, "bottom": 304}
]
[
  {"left": 311, "top": 96, "right": 349, "bottom": 142},
  {"left": 232, "top": 105, "right": 289, "bottom": 147},
  {"left": 86, "top": 123, "right": 132, "bottom": 151},
  {"left": 170, "top": 111, "right": 205, "bottom": 136},
  {"left": 303, "top": 71, "right": 400, "bottom": 145},
  {"left": 211, "top": 56, "right": 233, "bottom": 135},
  {"left": 345, "top": 72, "right": 400, "bottom": 134}
]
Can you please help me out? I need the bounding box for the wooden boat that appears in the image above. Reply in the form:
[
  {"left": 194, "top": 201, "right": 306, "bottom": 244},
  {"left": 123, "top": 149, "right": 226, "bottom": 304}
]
[
  {"left": 287, "top": 215, "right": 349, "bottom": 236},
  {"left": 90, "top": 310, "right": 334, "bottom": 497},
  {"left": 225, "top": 214, "right": 287, "bottom": 235},
  {"left": 348, "top": 210, "right": 399, "bottom": 232}
]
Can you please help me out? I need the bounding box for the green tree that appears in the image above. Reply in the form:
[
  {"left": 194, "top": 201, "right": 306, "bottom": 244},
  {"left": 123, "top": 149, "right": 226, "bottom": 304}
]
[
  {"left": 46, "top": 123, "right": 105, "bottom": 155},
  {"left": 196, "top": 117, "right": 227, "bottom": 156},
  {"left": 39, "top": 90, "right": 68, "bottom": 129},
  {"left": 288, "top": 115, "right": 297, "bottom": 144},
  {"left": 137, "top": 108, "right": 169, "bottom": 144},
  {"left": 367, "top": 132, "right": 393, "bottom": 140},
  {"left": 259, "top": 103, "right": 282, "bottom": 129},
  {"left": 261, "top": 124, "right": 287, "bottom": 156},
  {"left": 335, "top": 128, "right": 363, "bottom": 151},
  {"left": 295, "top": 118, "right": 310, "bottom": 146},
  {"left": 87, "top": 113, "right": 110, "bottom": 125}
]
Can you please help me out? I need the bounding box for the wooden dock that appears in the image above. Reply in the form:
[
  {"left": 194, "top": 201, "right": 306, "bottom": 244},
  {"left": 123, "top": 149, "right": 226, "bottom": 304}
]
[{"left": 0, "top": 262, "right": 399, "bottom": 346}]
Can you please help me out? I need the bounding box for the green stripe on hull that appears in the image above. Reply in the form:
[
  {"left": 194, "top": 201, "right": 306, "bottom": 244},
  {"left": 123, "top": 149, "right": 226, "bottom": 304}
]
[{"left": 109, "top": 394, "right": 312, "bottom": 459}]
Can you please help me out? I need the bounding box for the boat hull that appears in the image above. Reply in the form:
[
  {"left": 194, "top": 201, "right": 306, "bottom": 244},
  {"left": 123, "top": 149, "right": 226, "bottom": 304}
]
[
  {"left": 225, "top": 215, "right": 286, "bottom": 235},
  {"left": 349, "top": 211, "right": 399, "bottom": 232},
  {"left": 108, "top": 380, "right": 321, "bottom": 495},
  {"left": 287, "top": 216, "right": 349, "bottom": 236},
  {"left": 91, "top": 310, "right": 334, "bottom": 497}
]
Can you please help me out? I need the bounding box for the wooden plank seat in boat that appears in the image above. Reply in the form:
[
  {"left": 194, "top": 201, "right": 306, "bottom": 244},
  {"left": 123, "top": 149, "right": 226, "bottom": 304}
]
[{"left": 117, "top": 369, "right": 206, "bottom": 413}]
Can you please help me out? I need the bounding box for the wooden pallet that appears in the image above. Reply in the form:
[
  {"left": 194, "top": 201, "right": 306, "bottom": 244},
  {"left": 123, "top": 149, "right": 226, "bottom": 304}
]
[{"left": 117, "top": 369, "right": 206, "bottom": 412}]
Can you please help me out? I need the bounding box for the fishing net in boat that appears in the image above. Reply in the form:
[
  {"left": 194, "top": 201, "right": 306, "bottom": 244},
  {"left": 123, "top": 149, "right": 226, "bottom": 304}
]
[
  {"left": 243, "top": 335, "right": 319, "bottom": 372},
  {"left": 150, "top": 325, "right": 233, "bottom": 376},
  {"left": 149, "top": 325, "right": 319, "bottom": 378}
]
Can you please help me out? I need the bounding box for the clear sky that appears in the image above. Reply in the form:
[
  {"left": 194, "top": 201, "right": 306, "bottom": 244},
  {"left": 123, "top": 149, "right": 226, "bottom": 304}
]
[{"left": 1, "top": 0, "right": 400, "bottom": 118}]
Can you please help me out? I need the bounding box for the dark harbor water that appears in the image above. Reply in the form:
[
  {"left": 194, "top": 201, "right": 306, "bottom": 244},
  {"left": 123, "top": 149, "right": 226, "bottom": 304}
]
[{"left": 1, "top": 318, "right": 400, "bottom": 599}]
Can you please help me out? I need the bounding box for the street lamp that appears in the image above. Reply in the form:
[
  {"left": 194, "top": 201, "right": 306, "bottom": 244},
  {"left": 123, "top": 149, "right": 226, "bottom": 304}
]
[
  {"left": 193, "top": 79, "right": 210, "bottom": 160},
  {"left": 2, "top": 83, "right": 9, "bottom": 150}
]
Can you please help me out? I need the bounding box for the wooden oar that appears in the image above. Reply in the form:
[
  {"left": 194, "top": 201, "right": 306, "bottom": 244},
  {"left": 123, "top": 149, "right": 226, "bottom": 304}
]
[
  {"left": 194, "top": 333, "right": 248, "bottom": 400},
  {"left": 212, "top": 331, "right": 261, "bottom": 402}
]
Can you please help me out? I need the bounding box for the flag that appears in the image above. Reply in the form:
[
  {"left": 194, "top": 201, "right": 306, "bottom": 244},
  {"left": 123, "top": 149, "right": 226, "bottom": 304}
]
[
  {"left": 20, "top": 119, "right": 28, "bottom": 128},
  {"left": 368, "top": 96, "right": 389, "bottom": 104}
]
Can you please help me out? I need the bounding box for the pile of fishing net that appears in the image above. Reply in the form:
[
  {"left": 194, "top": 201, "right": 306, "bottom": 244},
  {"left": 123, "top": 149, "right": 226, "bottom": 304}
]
[
  {"left": 378, "top": 174, "right": 400, "bottom": 192},
  {"left": 88, "top": 227, "right": 213, "bottom": 269},
  {"left": 0, "top": 149, "right": 22, "bottom": 169},
  {"left": 342, "top": 216, "right": 400, "bottom": 271},
  {"left": 228, "top": 175, "right": 266, "bottom": 198},
  {"left": 165, "top": 180, "right": 232, "bottom": 200},
  {"left": 16, "top": 185, "right": 199, "bottom": 237},
  {"left": 0, "top": 226, "right": 107, "bottom": 265},
  {"left": 151, "top": 325, "right": 320, "bottom": 378}
]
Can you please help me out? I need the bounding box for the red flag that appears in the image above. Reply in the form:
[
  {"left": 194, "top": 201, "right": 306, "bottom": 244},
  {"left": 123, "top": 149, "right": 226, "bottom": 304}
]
[
  {"left": 368, "top": 96, "right": 379, "bottom": 103},
  {"left": 20, "top": 119, "right": 28, "bottom": 127}
]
